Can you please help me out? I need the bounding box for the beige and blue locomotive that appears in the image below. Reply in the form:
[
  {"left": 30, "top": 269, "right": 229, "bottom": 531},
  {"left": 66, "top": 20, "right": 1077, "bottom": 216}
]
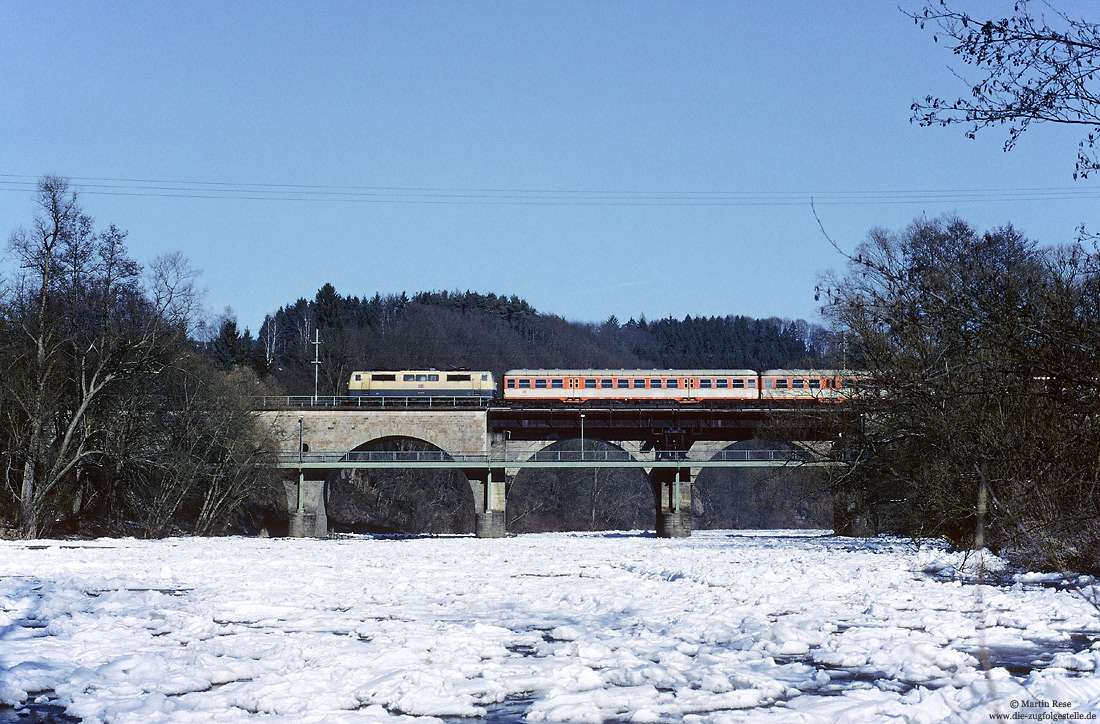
[{"left": 348, "top": 370, "right": 496, "bottom": 398}]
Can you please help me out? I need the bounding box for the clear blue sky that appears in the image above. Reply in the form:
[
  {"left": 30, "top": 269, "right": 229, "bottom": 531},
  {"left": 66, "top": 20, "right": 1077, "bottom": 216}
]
[{"left": 4, "top": 1, "right": 1100, "bottom": 335}]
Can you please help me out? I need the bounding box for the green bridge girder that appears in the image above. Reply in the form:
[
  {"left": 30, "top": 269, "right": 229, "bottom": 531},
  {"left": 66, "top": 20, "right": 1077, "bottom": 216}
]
[{"left": 276, "top": 449, "right": 836, "bottom": 470}]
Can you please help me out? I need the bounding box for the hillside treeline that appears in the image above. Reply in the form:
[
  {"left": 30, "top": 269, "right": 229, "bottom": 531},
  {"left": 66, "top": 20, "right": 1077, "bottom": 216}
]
[{"left": 212, "top": 284, "right": 833, "bottom": 397}]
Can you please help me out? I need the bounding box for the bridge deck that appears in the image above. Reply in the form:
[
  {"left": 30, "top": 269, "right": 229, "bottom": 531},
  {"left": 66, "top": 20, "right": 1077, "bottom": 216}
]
[
  {"left": 276, "top": 448, "right": 834, "bottom": 469},
  {"left": 257, "top": 395, "right": 495, "bottom": 409},
  {"left": 254, "top": 397, "right": 832, "bottom": 412}
]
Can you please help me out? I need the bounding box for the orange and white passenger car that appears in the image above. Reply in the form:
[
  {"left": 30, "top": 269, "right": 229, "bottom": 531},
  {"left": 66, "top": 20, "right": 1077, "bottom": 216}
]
[{"left": 502, "top": 369, "right": 856, "bottom": 403}]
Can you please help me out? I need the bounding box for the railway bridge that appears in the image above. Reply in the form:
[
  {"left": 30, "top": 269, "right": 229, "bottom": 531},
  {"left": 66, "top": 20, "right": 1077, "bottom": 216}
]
[{"left": 255, "top": 397, "right": 839, "bottom": 539}]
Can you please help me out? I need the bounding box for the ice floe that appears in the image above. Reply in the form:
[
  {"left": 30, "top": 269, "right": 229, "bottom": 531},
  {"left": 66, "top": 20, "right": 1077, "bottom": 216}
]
[{"left": 0, "top": 531, "right": 1097, "bottom": 723}]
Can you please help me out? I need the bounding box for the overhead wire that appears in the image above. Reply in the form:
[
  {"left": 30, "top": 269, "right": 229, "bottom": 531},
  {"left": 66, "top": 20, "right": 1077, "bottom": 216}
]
[{"left": 1, "top": 174, "right": 1098, "bottom": 207}]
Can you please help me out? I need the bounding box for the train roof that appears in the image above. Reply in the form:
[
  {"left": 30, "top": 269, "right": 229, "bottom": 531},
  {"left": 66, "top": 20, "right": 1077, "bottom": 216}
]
[
  {"left": 504, "top": 369, "right": 760, "bottom": 376},
  {"left": 760, "top": 369, "right": 855, "bottom": 376},
  {"left": 504, "top": 369, "right": 860, "bottom": 377},
  {"left": 350, "top": 369, "right": 494, "bottom": 375}
]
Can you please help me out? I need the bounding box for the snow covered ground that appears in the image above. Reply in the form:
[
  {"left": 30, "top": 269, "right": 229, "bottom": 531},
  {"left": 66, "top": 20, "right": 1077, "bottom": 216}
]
[{"left": 1, "top": 531, "right": 1099, "bottom": 724}]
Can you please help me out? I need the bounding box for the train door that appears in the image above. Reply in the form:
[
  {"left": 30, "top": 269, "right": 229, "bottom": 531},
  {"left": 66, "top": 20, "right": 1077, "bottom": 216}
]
[{"left": 567, "top": 377, "right": 582, "bottom": 401}]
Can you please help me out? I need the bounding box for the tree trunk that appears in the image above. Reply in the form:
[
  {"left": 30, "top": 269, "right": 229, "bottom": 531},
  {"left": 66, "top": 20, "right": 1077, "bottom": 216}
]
[{"left": 20, "top": 457, "right": 37, "bottom": 539}]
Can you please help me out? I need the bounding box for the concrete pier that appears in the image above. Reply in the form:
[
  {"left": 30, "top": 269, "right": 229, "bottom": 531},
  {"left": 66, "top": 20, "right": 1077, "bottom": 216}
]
[
  {"left": 284, "top": 475, "right": 328, "bottom": 538},
  {"left": 468, "top": 469, "right": 509, "bottom": 538},
  {"left": 474, "top": 511, "right": 507, "bottom": 538},
  {"left": 650, "top": 467, "right": 692, "bottom": 538}
]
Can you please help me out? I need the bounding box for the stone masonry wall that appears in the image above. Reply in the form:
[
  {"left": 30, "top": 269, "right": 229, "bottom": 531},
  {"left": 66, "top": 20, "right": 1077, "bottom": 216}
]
[{"left": 257, "top": 409, "right": 490, "bottom": 455}]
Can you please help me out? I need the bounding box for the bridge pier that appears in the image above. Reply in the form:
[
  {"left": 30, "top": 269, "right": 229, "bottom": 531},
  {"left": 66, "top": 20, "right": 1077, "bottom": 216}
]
[
  {"left": 650, "top": 467, "right": 692, "bottom": 538},
  {"left": 284, "top": 473, "right": 328, "bottom": 538},
  {"left": 468, "top": 468, "right": 508, "bottom": 538}
]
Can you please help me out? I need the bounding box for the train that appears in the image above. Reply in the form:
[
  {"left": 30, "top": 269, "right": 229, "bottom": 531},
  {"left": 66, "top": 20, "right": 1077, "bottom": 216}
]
[{"left": 347, "top": 368, "right": 857, "bottom": 403}]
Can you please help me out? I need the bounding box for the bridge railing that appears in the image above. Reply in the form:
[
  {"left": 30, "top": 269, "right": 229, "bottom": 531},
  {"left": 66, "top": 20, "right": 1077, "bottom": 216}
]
[
  {"left": 256, "top": 395, "right": 494, "bottom": 409},
  {"left": 511, "top": 448, "right": 817, "bottom": 463},
  {"left": 276, "top": 448, "right": 823, "bottom": 465},
  {"left": 279, "top": 450, "right": 492, "bottom": 464}
]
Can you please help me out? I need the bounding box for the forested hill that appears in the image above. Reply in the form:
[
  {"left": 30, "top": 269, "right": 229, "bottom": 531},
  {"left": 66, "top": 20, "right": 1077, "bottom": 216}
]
[{"left": 211, "top": 285, "right": 835, "bottom": 395}]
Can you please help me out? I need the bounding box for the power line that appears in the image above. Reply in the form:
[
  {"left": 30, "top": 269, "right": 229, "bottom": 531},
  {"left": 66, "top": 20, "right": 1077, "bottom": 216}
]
[{"left": 1, "top": 174, "right": 1098, "bottom": 207}]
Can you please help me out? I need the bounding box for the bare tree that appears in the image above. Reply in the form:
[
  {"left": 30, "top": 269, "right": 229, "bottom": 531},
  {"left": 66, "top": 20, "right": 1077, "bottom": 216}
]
[
  {"left": 129, "top": 355, "right": 274, "bottom": 536},
  {"left": 3, "top": 178, "right": 164, "bottom": 536},
  {"left": 0, "top": 177, "right": 269, "bottom": 538},
  {"left": 148, "top": 251, "right": 201, "bottom": 334},
  {"left": 909, "top": 0, "right": 1100, "bottom": 178},
  {"left": 820, "top": 215, "right": 1100, "bottom": 571},
  {"left": 259, "top": 314, "right": 279, "bottom": 370}
]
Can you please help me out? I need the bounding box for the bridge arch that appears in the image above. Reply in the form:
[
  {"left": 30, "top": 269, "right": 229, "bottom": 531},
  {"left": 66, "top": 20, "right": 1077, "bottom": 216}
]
[
  {"left": 507, "top": 438, "right": 655, "bottom": 533},
  {"left": 350, "top": 434, "right": 457, "bottom": 457},
  {"left": 692, "top": 440, "right": 832, "bottom": 530},
  {"left": 327, "top": 436, "right": 476, "bottom": 534}
]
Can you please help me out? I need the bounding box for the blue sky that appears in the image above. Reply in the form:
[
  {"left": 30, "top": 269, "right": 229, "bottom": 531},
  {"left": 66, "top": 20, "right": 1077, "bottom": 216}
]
[{"left": 4, "top": 1, "right": 1100, "bottom": 334}]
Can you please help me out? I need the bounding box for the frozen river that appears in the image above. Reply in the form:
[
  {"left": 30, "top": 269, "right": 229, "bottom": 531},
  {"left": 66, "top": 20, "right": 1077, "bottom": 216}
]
[{"left": 1, "top": 531, "right": 1099, "bottom": 723}]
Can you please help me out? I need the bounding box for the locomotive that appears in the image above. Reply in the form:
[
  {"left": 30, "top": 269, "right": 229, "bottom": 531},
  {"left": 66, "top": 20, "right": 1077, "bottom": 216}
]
[
  {"left": 348, "top": 370, "right": 496, "bottom": 398},
  {"left": 347, "top": 368, "right": 856, "bottom": 402}
]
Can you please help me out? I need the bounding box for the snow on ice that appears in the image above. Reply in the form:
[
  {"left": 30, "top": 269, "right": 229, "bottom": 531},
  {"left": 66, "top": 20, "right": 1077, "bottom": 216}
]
[{"left": 0, "top": 531, "right": 1098, "bottom": 723}]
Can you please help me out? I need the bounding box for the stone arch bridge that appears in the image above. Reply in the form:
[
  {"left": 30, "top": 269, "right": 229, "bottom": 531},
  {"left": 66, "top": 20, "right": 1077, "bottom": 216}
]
[{"left": 256, "top": 404, "right": 836, "bottom": 539}]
